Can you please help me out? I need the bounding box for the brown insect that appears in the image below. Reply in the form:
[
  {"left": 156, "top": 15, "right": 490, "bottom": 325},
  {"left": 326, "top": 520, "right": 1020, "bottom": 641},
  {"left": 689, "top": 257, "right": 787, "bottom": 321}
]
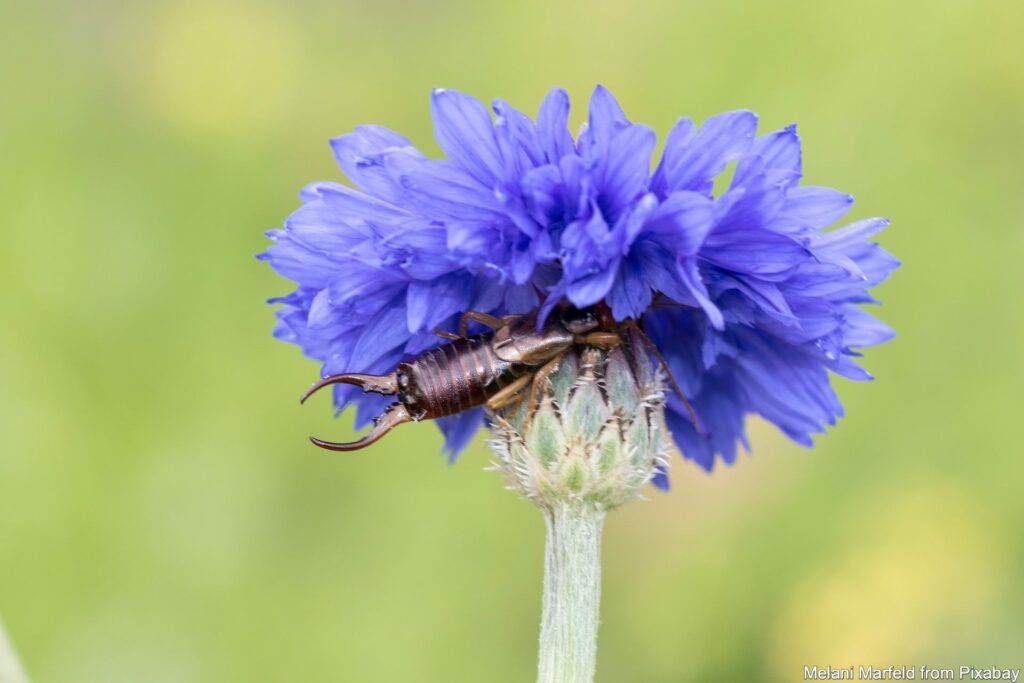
[{"left": 300, "top": 304, "right": 696, "bottom": 451}]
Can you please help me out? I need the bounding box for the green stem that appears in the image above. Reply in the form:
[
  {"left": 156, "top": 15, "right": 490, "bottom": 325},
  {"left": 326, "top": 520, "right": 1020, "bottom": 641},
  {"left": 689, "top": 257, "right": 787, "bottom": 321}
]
[
  {"left": 0, "top": 619, "right": 32, "bottom": 683},
  {"left": 537, "top": 503, "right": 605, "bottom": 683}
]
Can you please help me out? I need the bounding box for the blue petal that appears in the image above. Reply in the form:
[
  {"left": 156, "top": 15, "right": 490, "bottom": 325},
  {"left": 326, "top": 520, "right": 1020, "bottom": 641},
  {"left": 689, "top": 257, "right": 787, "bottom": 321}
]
[
  {"left": 535, "top": 282, "right": 566, "bottom": 329},
  {"left": 758, "top": 298, "right": 841, "bottom": 344},
  {"left": 430, "top": 88, "right": 505, "bottom": 186},
  {"left": 663, "top": 110, "right": 758, "bottom": 194},
  {"left": 503, "top": 282, "right": 540, "bottom": 314},
  {"left": 521, "top": 164, "right": 564, "bottom": 224},
  {"left": 327, "top": 266, "right": 405, "bottom": 320},
  {"left": 558, "top": 154, "right": 591, "bottom": 220},
  {"left": 560, "top": 208, "right": 611, "bottom": 269},
  {"left": 406, "top": 329, "right": 448, "bottom": 356},
  {"left": 318, "top": 184, "right": 414, "bottom": 226},
  {"left": 617, "top": 193, "right": 659, "bottom": 251},
  {"left": 607, "top": 257, "right": 651, "bottom": 320},
  {"left": 262, "top": 230, "right": 346, "bottom": 289},
  {"left": 711, "top": 172, "right": 787, "bottom": 245},
  {"left": 642, "top": 308, "right": 705, "bottom": 396},
  {"left": 566, "top": 261, "right": 620, "bottom": 308},
  {"left": 445, "top": 220, "right": 514, "bottom": 273},
  {"left": 509, "top": 234, "right": 537, "bottom": 284},
  {"left": 841, "top": 306, "right": 896, "bottom": 347},
  {"left": 330, "top": 125, "right": 419, "bottom": 203},
  {"left": 299, "top": 180, "right": 345, "bottom": 203},
  {"left": 284, "top": 197, "right": 375, "bottom": 256},
  {"left": 469, "top": 276, "right": 507, "bottom": 313},
  {"left": 850, "top": 245, "right": 900, "bottom": 288},
  {"left": 493, "top": 98, "right": 544, "bottom": 169},
  {"left": 733, "top": 124, "right": 801, "bottom": 188},
  {"left": 734, "top": 331, "right": 843, "bottom": 444},
  {"left": 780, "top": 186, "right": 854, "bottom": 230},
  {"left": 665, "top": 407, "right": 714, "bottom": 470},
  {"left": 828, "top": 355, "right": 873, "bottom": 381},
  {"left": 349, "top": 298, "right": 411, "bottom": 370},
  {"left": 650, "top": 117, "right": 695, "bottom": 197},
  {"left": 817, "top": 217, "right": 889, "bottom": 251},
  {"left": 679, "top": 370, "right": 749, "bottom": 467},
  {"left": 703, "top": 229, "right": 808, "bottom": 278},
  {"left": 713, "top": 276, "right": 794, "bottom": 323},
  {"left": 816, "top": 218, "right": 898, "bottom": 287},
  {"left": 632, "top": 242, "right": 699, "bottom": 306},
  {"left": 536, "top": 87, "right": 575, "bottom": 163},
  {"left": 594, "top": 123, "right": 656, "bottom": 221},
  {"left": 643, "top": 191, "right": 714, "bottom": 256},
  {"left": 584, "top": 84, "right": 630, "bottom": 151},
  {"left": 406, "top": 272, "right": 474, "bottom": 333},
  {"left": 375, "top": 221, "right": 458, "bottom": 281},
  {"left": 436, "top": 408, "right": 486, "bottom": 461},
  {"left": 385, "top": 154, "right": 505, "bottom": 222},
  {"left": 306, "top": 288, "right": 343, "bottom": 331},
  {"left": 677, "top": 261, "right": 724, "bottom": 330}
]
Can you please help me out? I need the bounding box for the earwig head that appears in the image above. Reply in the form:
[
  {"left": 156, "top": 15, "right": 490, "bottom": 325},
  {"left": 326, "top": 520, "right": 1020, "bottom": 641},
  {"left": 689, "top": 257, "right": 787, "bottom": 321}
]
[{"left": 559, "top": 305, "right": 600, "bottom": 335}]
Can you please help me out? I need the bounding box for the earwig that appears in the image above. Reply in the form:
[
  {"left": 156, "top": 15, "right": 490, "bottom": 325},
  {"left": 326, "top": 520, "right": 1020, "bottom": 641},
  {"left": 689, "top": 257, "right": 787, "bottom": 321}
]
[{"left": 301, "top": 305, "right": 698, "bottom": 451}]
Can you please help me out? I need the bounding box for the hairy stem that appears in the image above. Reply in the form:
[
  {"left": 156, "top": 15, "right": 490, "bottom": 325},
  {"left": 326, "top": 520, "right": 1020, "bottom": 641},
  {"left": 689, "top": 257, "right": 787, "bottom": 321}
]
[
  {"left": 0, "top": 619, "right": 32, "bottom": 683},
  {"left": 537, "top": 503, "right": 605, "bottom": 683}
]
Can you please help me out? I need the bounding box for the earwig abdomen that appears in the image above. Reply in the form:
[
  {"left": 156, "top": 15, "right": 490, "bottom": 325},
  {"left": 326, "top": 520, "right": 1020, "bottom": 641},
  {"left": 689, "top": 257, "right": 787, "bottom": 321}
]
[{"left": 399, "top": 335, "right": 530, "bottom": 419}]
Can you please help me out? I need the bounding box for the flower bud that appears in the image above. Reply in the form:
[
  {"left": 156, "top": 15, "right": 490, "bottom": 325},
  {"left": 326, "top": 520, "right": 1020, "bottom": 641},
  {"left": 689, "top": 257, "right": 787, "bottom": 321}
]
[{"left": 487, "top": 330, "right": 669, "bottom": 511}]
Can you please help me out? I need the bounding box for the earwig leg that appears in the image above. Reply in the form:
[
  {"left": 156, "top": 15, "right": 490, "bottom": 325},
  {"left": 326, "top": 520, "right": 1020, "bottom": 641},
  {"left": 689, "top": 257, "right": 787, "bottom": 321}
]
[
  {"left": 458, "top": 310, "right": 509, "bottom": 338},
  {"left": 577, "top": 331, "right": 622, "bottom": 348},
  {"left": 300, "top": 371, "right": 399, "bottom": 404},
  {"left": 649, "top": 296, "right": 696, "bottom": 310},
  {"left": 624, "top": 322, "right": 701, "bottom": 431},
  {"left": 484, "top": 374, "right": 533, "bottom": 411},
  {"left": 309, "top": 403, "right": 412, "bottom": 452},
  {"left": 520, "top": 357, "right": 560, "bottom": 433},
  {"left": 433, "top": 327, "right": 461, "bottom": 340}
]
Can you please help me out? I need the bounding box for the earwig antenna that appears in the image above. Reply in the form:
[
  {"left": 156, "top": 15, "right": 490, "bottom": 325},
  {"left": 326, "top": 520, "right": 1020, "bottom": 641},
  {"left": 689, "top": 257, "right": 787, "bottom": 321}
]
[
  {"left": 649, "top": 295, "right": 697, "bottom": 310},
  {"left": 626, "top": 321, "right": 701, "bottom": 432},
  {"left": 300, "top": 372, "right": 399, "bottom": 404}
]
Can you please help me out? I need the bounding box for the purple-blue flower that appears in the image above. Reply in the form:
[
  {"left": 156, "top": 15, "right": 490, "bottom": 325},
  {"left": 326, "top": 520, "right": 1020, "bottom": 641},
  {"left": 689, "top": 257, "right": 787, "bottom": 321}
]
[{"left": 260, "top": 85, "right": 898, "bottom": 474}]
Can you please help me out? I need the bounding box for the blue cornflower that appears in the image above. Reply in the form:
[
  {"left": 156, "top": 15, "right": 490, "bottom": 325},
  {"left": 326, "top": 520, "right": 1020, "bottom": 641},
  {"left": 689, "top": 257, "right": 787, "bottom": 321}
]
[{"left": 260, "top": 85, "right": 898, "bottom": 474}]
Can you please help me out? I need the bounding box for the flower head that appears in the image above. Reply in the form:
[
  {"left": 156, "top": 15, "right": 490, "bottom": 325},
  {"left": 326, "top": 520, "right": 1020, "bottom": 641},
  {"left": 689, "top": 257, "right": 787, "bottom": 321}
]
[
  {"left": 490, "top": 330, "right": 669, "bottom": 510},
  {"left": 261, "top": 85, "right": 898, "bottom": 476}
]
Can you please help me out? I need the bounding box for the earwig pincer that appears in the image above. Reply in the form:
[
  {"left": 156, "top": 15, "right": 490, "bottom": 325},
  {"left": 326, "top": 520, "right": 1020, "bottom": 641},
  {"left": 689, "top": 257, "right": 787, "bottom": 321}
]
[{"left": 301, "top": 305, "right": 696, "bottom": 451}]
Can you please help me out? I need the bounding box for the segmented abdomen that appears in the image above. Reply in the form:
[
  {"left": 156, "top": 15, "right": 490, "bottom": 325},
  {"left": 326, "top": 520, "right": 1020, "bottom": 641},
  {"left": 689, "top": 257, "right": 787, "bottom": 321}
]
[{"left": 399, "top": 336, "right": 529, "bottom": 418}]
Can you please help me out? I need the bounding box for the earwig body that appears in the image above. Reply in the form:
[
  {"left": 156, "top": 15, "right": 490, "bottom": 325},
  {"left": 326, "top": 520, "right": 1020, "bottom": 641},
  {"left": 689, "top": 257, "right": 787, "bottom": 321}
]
[
  {"left": 395, "top": 335, "right": 535, "bottom": 420},
  {"left": 301, "top": 309, "right": 587, "bottom": 451},
  {"left": 301, "top": 304, "right": 697, "bottom": 451}
]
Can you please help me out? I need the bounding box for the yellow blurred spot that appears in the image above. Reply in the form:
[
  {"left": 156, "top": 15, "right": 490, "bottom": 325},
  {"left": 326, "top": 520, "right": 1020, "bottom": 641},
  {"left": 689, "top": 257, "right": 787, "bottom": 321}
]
[
  {"left": 143, "top": 0, "right": 301, "bottom": 135},
  {"left": 768, "top": 484, "right": 1006, "bottom": 676}
]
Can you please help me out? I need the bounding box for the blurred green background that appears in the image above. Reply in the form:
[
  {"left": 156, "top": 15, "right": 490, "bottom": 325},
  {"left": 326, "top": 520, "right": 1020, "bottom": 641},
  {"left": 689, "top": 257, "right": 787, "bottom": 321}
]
[{"left": 2, "top": 1, "right": 1022, "bottom": 681}]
